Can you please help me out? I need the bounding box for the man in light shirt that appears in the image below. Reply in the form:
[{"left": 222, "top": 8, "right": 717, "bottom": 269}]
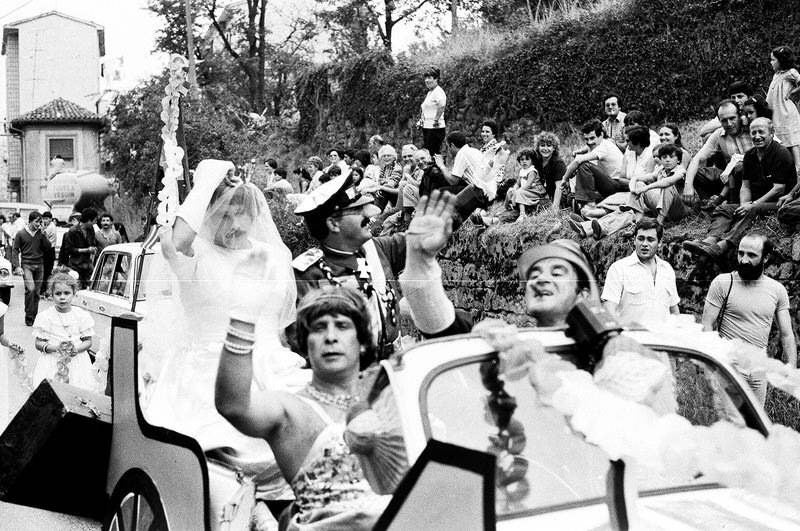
[
  {"left": 682, "top": 99, "right": 753, "bottom": 207},
  {"left": 701, "top": 233, "right": 797, "bottom": 403},
  {"left": 601, "top": 218, "right": 679, "bottom": 326},
  {"left": 556, "top": 119, "right": 625, "bottom": 208}
]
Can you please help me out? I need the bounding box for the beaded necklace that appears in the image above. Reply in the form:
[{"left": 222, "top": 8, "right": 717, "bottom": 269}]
[{"left": 304, "top": 383, "right": 358, "bottom": 411}]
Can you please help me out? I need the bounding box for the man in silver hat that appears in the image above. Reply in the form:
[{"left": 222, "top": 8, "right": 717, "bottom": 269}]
[{"left": 400, "top": 190, "right": 600, "bottom": 337}]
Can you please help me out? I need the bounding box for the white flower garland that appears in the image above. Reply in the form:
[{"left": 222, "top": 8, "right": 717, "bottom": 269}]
[
  {"left": 527, "top": 344, "right": 800, "bottom": 506},
  {"left": 156, "top": 54, "right": 188, "bottom": 227}
]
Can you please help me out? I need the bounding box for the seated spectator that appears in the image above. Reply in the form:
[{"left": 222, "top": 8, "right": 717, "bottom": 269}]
[
  {"left": 267, "top": 168, "right": 294, "bottom": 194},
  {"left": 684, "top": 118, "right": 793, "bottom": 258},
  {"left": 532, "top": 131, "right": 567, "bottom": 202},
  {"left": 602, "top": 93, "right": 628, "bottom": 152},
  {"left": 657, "top": 123, "right": 692, "bottom": 169},
  {"left": 566, "top": 126, "right": 660, "bottom": 239},
  {"left": 416, "top": 148, "right": 464, "bottom": 199},
  {"left": 555, "top": 119, "right": 625, "bottom": 209},
  {"left": 435, "top": 131, "right": 495, "bottom": 216},
  {"left": 343, "top": 149, "right": 355, "bottom": 167},
  {"left": 629, "top": 143, "right": 688, "bottom": 225},
  {"left": 306, "top": 156, "right": 325, "bottom": 191},
  {"left": 740, "top": 95, "right": 773, "bottom": 129},
  {"left": 399, "top": 144, "right": 422, "bottom": 214},
  {"left": 682, "top": 99, "right": 753, "bottom": 207},
  {"left": 320, "top": 165, "right": 342, "bottom": 185},
  {"left": 326, "top": 148, "right": 350, "bottom": 174},
  {"left": 294, "top": 167, "right": 312, "bottom": 193},
  {"left": 373, "top": 145, "right": 403, "bottom": 211},
  {"left": 479, "top": 119, "right": 510, "bottom": 197},
  {"left": 506, "top": 148, "right": 547, "bottom": 221},
  {"left": 696, "top": 80, "right": 754, "bottom": 139},
  {"left": 623, "top": 110, "right": 662, "bottom": 147}
]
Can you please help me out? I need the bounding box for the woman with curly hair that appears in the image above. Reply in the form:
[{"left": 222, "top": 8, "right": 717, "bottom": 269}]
[{"left": 532, "top": 131, "right": 567, "bottom": 201}]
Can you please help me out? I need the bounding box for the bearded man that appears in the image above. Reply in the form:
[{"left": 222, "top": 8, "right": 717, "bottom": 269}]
[{"left": 701, "top": 232, "right": 797, "bottom": 403}]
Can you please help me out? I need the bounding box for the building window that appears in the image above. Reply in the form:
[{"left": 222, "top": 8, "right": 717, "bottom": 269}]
[{"left": 48, "top": 138, "right": 75, "bottom": 168}]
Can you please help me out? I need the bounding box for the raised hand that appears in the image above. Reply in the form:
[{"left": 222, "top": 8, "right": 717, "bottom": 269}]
[
  {"left": 229, "top": 246, "right": 269, "bottom": 324},
  {"left": 406, "top": 190, "right": 456, "bottom": 260}
]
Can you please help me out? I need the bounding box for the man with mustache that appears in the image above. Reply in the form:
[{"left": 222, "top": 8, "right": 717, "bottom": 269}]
[
  {"left": 684, "top": 117, "right": 795, "bottom": 258},
  {"left": 293, "top": 174, "right": 400, "bottom": 361},
  {"left": 701, "top": 232, "right": 797, "bottom": 403},
  {"left": 294, "top": 175, "right": 479, "bottom": 360}
]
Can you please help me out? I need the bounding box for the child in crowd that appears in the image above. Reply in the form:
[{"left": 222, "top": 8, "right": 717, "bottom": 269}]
[
  {"left": 508, "top": 148, "right": 547, "bottom": 221},
  {"left": 767, "top": 45, "right": 800, "bottom": 174},
  {"left": 629, "top": 143, "right": 688, "bottom": 224},
  {"left": 32, "top": 267, "right": 96, "bottom": 391}
]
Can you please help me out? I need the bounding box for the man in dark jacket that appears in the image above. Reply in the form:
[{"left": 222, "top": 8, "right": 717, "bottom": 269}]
[
  {"left": 58, "top": 208, "right": 98, "bottom": 289},
  {"left": 12, "top": 211, "right": 52, "bottom": 325}
]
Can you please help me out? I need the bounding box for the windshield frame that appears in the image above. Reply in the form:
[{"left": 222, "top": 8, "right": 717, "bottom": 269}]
[{"left": 416, "top": 342, "right": 770, "bottom": 520}]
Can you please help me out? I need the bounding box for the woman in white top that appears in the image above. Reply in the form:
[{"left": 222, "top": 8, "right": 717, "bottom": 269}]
[{"left": 416, "top": 67, "right": 446, "bottom": 155}]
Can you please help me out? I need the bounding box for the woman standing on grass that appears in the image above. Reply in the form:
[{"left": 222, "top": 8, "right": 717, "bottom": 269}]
[
  {"left": 766, "top": 46, "right": 800, "bottom": 174},
  {"left": 417, "top": 67, "right": 446, "bottom": 155}
]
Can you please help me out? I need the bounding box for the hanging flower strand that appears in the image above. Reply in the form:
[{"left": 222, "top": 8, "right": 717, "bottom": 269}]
[{"left": 156, "top": 54, "right": 189, "bottom": 228}]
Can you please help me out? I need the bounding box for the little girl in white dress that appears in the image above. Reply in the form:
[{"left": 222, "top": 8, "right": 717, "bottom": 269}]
[{"left": 32, "top": 267, "right": 97, "bottom": 391}]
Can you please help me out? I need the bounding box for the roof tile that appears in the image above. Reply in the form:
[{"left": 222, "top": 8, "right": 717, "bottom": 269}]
[{"left": 12, "top": 98, "right": 102, "bottom": 127}]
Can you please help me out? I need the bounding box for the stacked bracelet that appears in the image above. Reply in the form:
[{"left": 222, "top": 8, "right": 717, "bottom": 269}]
[
  {"left": 224, "top": 338, "right": 253, "bottom": 356},
  {"left": 226, "top": 325, "right": 256, "bottom": 343}
]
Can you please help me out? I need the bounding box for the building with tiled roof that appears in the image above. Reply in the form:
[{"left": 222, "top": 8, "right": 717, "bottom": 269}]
[
  {"left": 8, "top": 97, "right": 103, "bottom": 205},
  {"left": 11, "top": 98, "right": 103, "bottom": 128},
  {"left": 2, "top": 11, "right": 105, "bottom": 202}
]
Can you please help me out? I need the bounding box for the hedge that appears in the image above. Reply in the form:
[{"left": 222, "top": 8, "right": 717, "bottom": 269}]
[{"left": 295, "top": 0, "right": 800, "bottom": 146}]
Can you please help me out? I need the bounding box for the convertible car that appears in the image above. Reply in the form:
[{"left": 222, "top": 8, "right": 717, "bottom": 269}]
[{"left": 100, "top": 315, "right": 800, "bottom": 530}]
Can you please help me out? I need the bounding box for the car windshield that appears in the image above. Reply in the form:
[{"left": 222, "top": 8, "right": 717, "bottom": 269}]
[{"left": 421, "top": 347, "right": 761, "bottom": 520}]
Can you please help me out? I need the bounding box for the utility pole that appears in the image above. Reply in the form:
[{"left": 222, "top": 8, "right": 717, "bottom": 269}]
[{"left": 185, "top": 0, "right": 199, "bottom": 100}]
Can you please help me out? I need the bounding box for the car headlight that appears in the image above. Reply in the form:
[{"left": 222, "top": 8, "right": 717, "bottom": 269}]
[{"left": 0, "top": 268, "right": 10, "bottom": 281}]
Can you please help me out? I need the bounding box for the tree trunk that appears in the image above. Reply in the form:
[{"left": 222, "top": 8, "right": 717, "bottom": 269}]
[
  {"left": 185, "top": 0, "right": 199, "bottom": 100},
  {"left": 257, "top": 0, "right": 268, "bottom": 113},
  {"left": 451, "top": 0, "right": 458, "bottom": 35}
]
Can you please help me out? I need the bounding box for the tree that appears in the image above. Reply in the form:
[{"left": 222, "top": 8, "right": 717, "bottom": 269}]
[
  {"left": 316, "top": 0, "right": 444, "bottom": 53},
  {"left": 103, "top": 73, "right": 277, "bottom": 207},
  {"left": 147, "top": 0, "right": 206, "bottom": 58},
  {"left": 149, "top": 0, "right": 316, "bottom": 115}
]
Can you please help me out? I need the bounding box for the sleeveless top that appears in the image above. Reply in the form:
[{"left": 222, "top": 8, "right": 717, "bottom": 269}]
[{"left": 290, "top": 397, "right": 376, "bottom": 520}]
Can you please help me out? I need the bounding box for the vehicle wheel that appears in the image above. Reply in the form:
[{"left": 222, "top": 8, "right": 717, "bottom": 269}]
[{"left": 103, "top": 469, "right": 169, "bottom": 531}]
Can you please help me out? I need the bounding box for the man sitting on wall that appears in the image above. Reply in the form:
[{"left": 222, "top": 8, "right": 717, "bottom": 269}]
[{"left": 684, "top": 118, "right": 794, "bottom": 258}]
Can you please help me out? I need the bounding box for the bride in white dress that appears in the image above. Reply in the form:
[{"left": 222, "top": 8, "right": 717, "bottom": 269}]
[{"left": 144, "top": 159, "right": 307, "bottom": 496}]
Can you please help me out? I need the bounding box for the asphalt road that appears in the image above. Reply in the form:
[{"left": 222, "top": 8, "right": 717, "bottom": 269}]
[{"left": 0, "top": 275, "right": 101, "bottom": 530}]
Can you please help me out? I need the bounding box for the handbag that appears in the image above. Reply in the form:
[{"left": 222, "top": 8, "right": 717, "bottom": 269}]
[{"left": 714, "top": 273, "right": 734, "bottom": 334}]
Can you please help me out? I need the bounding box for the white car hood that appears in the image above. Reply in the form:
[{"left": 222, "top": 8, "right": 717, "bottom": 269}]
[{"left": 498, "top": 487, "right": 800, "bottom": 530}]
